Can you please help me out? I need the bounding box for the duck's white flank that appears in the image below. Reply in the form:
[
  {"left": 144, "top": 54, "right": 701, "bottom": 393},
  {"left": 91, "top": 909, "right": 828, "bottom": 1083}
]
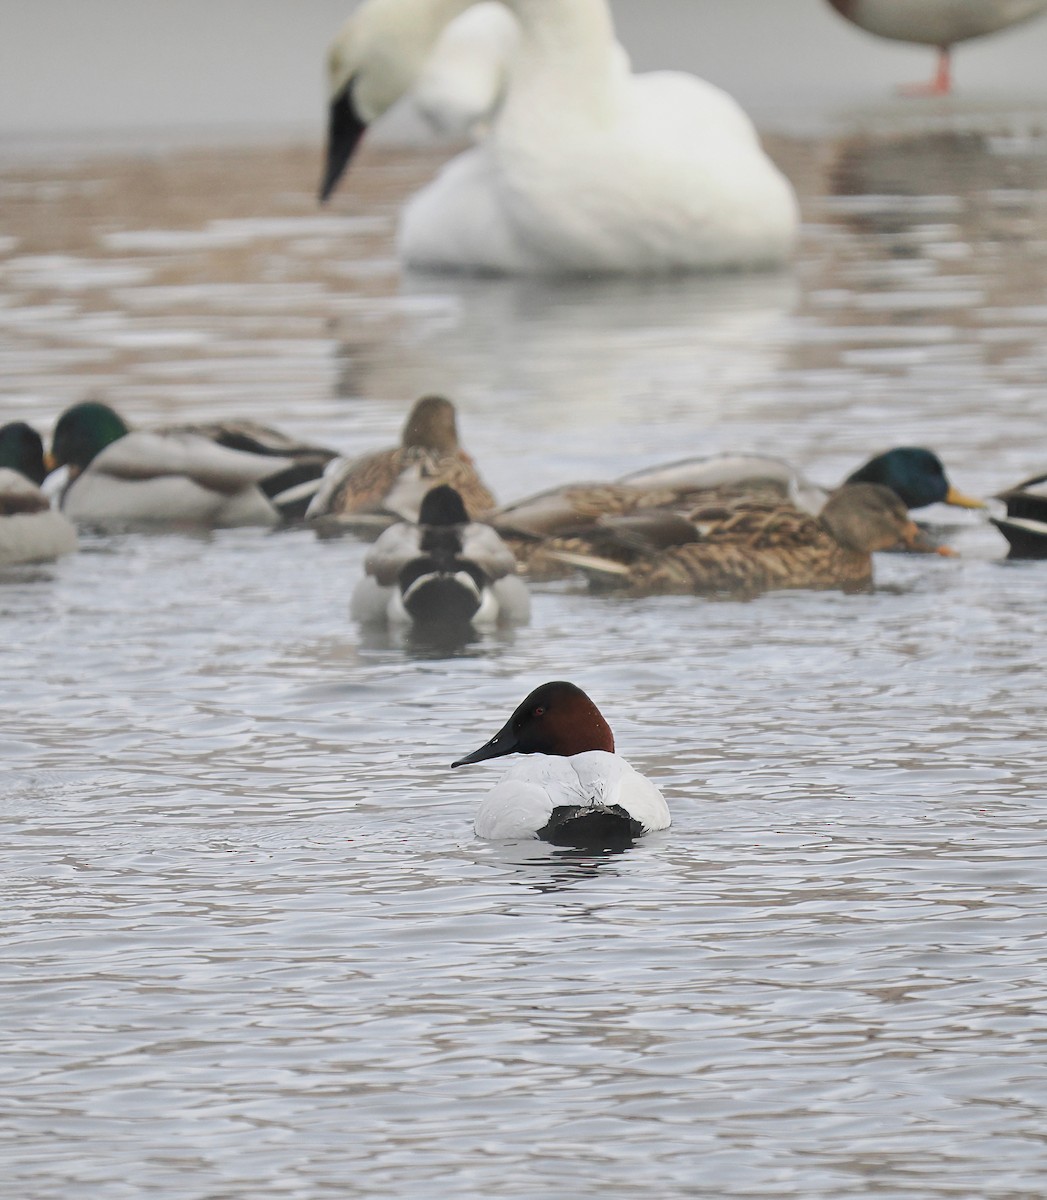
[
  {"left": 474, "top": 750, "right": 670, "bottom": 841},
  {"left": 61, "top": 432, "right": 292, "bottom": 527}
]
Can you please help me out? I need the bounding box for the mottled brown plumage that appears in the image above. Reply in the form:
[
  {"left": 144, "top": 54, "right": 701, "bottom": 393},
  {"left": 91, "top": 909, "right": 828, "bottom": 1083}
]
[
  {"left": 501, "top": 480, "right": 793, "bottom": 579},
  {"left": 306, "top": 396, "right": 496, "bottom": 535},
  {"left": 553, "top": 484, "right": 947, "bottom": 598}
]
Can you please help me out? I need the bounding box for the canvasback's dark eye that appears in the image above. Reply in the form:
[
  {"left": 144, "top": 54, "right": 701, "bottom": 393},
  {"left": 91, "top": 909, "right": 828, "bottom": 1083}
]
[{"left": 533, "top": 706, "right": 545, "bottom": 717}]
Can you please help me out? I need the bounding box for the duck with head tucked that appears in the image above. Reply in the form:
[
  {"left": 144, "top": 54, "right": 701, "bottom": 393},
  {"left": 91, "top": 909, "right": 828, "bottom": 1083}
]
[
  {"left": 552, "top": 482, "right": 953, "bottom": 598},
  {"left": 351, "top": 483, "right": 529, "bottom": 627},
  {"left": 0, "top": 421, "right": 77, "bottom": 565},
  {"left": 495, "top": 445, "right": 981, "bottom": 578},
  {"left": 452, "top": 680, "right": 670, "bottom": 848},
  {"left": 307, "top": 395, "right": 497, "bottom": 536},
  {"left": 47, "top": 401, "right": 329, "bottom": 529}
]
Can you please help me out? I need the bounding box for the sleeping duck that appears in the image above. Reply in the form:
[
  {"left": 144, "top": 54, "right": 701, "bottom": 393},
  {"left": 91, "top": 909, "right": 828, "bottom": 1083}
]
[
  {"left": 495, "top": 446, "right": 981, "bottom": 578},
  {"left": 307, "top": 395, "right": 497, "bottom": 536},
  {"left": 351, "top": 483, "right": 529, "bottom": 627},
  {"left": 47, "top": 401, "right": 315, "bottom": 529},
  {"left": 158, "top": 418, "right": 338, "bottom": 521},
  {"left": 0, "top": 422, "right": 77, "bottom": 566},
  {"left": 991, "top": 472, "right": 1047, "bottom": 558},
  {"left": 551, "top": 483, "right": 953, "bottom": 598}
]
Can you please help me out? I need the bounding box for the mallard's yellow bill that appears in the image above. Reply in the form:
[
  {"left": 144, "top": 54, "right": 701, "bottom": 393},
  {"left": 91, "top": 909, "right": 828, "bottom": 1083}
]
[{"left": 945, "top": 485, "right": 985, "bottom": 509}]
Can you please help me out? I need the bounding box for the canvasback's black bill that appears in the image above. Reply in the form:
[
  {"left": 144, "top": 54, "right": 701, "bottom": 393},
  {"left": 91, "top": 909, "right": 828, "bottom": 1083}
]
[
  {"left": 319, "top": 79, "right": 367, "bottom": 203},
  {"left": 451, "top": 721, "right": 518, "bottom": 768}
]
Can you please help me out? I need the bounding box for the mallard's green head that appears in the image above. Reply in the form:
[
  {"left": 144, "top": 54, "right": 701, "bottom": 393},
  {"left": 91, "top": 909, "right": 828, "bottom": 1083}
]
[
  {"left": 845, "top": 447, "right": 982, "bottom": 511},
  {"left": 50, "top": 402, "right": 130, "bottom": 473},
  {"left": 0, "top": 422, "right": 47, "bottom": 485}
]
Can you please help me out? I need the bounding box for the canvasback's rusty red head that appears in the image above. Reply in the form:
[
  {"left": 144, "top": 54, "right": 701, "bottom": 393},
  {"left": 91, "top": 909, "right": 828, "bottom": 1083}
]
[{"left": 451, "top": 681, "right": 615, "bottom": 767}]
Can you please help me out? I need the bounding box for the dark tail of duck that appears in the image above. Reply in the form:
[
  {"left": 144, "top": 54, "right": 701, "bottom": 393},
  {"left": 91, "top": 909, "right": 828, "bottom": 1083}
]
[
  {"left": 538, "top": 804, "right": 646, "bottom": 850},
  {"left": 993, "top": 479, "right": 1047, "bottom": 559}
]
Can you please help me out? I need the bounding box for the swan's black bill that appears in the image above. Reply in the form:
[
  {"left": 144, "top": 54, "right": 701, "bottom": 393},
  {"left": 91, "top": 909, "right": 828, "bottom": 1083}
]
[{"left": 319, "top": 79, "right": 367, "bottom": 203}]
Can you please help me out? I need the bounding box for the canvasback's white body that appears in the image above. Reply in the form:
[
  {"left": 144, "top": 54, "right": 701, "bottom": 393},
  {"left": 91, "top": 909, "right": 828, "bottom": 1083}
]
[
  {"left": 474, "top": 749, "right": 670, "bottom": 841},
  {"left": 323, "top": 0, "right": 798, "bottom": 275}
]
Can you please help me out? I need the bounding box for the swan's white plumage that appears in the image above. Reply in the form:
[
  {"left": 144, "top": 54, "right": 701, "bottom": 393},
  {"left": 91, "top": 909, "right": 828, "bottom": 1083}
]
[
  {"left": 331, "top": 0, "right": 798, "bottom": 275},
  {"left": 474, "top": 750, "right": 670, "bottom": 840},
  {"left": 413, "top": 2, "right": 519, "bottom": 136}
]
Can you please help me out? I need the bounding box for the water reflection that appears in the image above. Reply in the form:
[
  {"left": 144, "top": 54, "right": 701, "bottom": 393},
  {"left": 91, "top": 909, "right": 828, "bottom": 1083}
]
[{"left": 470, "top": 837, "right": 640, "bottom": 895}]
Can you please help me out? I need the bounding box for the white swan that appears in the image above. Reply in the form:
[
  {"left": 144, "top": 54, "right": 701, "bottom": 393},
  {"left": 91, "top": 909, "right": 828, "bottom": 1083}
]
[
  {"left": 825, "top": 0, "right": 1047, "bottom": 93},
  {"left": 320, "top": 0, "right": 798, "bottom": 275}
]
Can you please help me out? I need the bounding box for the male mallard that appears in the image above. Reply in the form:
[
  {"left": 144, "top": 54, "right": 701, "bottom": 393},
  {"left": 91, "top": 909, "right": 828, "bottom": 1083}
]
[
  {"left": 992, "top": 473, "right": 1047, "bottom": 558},
  {"left": 306, "top": 395, "right": 497, "bottom": 536},
  {"left": 551, "top": 483, "right": 951, "bottom": 598},
  {"left": 0, "top": 422, "right": 77, "bottom": 565},
  {"left": 48, "top": 401, "right": 310, "bottom": 529},
  {"left": 494, "top": 447, "right": 980, "bottom": 578},
  {"left": 351, "top": 484, "right": 529, "bottom": 627},
  {"left": 843, "top": 447, "right": 982, "bottom": 511},
  {"left": 159, "top": 418, "right": 339, "bottom": 521}
]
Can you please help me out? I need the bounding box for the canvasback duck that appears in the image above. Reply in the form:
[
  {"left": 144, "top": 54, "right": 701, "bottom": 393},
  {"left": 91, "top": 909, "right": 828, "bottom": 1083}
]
[
  {"left": 350, "top": 483, "right": 530, "bottom": 626},
  {"left": 306, "top": 395, "right": 496, "bottom": 536},
  {"left": 553, "top": 483, "right": 954, "bottom": 598},
  {"left": 320, "top": 0, "right": 797, "bottom": 275},
  {"left": 46, "top": 402, "right": 312, "bottom": 529},
  {"left": 452, "top": 680, "right": 670, "bottom": 847},
  {"left": 992, "top": 472, "right": 1047, "bottom": 558},
  {"left": 825, "top": 0, "right": 1047, "bottom": 94},
  {"left": 0, "top": 422, "right": 77, "bottom": 565}
]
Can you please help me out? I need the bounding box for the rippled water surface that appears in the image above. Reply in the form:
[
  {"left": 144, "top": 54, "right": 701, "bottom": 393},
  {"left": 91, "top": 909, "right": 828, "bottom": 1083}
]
[{"left": 3, "top": 121, "right": 1047, "bottom": 1198}]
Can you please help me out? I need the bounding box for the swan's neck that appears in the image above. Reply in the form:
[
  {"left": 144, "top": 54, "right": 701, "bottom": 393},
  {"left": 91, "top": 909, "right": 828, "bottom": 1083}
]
[{"left": 500, "top": 0, "right": 618, "bottom": 114}]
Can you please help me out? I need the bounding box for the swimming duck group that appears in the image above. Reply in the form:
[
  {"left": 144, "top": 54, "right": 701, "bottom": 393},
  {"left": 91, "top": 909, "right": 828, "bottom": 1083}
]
[{"left": 2, "top": 393, "right": 1042, "bottom": 848}]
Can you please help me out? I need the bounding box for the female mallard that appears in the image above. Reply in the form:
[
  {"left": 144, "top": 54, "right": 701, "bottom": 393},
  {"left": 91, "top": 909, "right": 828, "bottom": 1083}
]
[
  {"left": 992, "top": 472, "right": 1047, "bottom": 558},
  {"left": 306, "top": 395, "right": 497, "bottom": 535},
  {"left": 0, "top": 422, "right": 77, "bottom": 565},
  {"left": 495, "top": 447, "right": 980, "bottom": 578},
  {"left": 350, "top": 483, "right": 529, "bottom": 627},
  {"left": 47, "top": 401, "right": 314, "bottom": 529},
  {"left": 551, "top": 483, "right": 952, "bottom": 598}
]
